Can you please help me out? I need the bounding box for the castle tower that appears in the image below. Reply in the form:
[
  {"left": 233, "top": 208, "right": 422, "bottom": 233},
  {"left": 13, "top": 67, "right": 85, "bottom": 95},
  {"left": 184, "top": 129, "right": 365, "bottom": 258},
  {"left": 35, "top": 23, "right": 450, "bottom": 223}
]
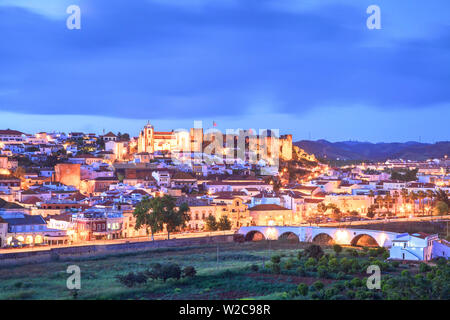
[
  {"left": 190, "top": 127, "right": 203, "bottom": 153},
  {"left": 138, "top": 123, "right": 154, "bottom": 153},
  {"left": 280, "top": 134, "right": 293, "bottom": 160}
]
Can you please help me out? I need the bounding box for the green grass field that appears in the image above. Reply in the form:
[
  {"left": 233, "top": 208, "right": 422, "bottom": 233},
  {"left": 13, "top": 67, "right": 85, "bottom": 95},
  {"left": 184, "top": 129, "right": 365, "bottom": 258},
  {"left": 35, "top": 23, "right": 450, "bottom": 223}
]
[{"left": 0, "top": 240, "right": 447, "bottom": 300}]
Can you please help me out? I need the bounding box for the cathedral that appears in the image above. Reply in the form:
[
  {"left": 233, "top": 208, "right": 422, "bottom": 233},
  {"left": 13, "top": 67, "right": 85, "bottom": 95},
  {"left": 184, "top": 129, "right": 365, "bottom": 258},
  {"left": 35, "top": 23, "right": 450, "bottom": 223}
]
[{"left": 137, "top": 123, "right": 204, "bottom": 154}]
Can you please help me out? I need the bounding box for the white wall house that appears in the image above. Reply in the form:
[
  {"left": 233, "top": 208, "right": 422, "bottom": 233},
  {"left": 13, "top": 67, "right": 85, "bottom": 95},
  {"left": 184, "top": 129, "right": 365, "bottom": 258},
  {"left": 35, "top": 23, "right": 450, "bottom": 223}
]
[
  {"left": 430, "top": 240, "right": 450, "bottom": 260},
  {"left": 389, "top": 233, "right": 438, "bottom": 261},
  {"left": 152, "top": 170, "right": 170, "bottom": 187}
]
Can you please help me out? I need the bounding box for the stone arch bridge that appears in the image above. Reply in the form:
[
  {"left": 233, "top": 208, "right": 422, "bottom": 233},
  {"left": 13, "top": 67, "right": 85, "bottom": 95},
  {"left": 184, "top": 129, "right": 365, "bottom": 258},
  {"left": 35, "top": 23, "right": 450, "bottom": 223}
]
[{"left": 237, "top": 226, "right": 400, "bottom": 247}]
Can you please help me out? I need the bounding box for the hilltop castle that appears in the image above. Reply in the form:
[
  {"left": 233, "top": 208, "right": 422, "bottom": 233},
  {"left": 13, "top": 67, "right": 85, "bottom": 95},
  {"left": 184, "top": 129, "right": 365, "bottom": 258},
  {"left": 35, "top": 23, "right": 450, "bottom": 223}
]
[{"left": 137, "top": 123, "right": 294, "bottom": 161}]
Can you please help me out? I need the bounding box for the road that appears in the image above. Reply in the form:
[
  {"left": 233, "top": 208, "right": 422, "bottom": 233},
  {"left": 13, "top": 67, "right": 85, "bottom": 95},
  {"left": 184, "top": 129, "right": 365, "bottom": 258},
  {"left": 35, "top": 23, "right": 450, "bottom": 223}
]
[
  {"left": 2, "top": 215, "right": 449, "bottom": 254},
  {"left": 0, "top": 230, "right": 235, "bottom": 254}
]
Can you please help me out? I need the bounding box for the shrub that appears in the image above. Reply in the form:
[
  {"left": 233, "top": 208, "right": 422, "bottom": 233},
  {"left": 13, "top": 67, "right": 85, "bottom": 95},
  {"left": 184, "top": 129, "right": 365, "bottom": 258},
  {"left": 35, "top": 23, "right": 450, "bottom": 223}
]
[
  {"left": 336, "top": 271, "right": 346, "bottom": 280},
  {"left": 297, "top": 251, "right": 304, "bottom": 260},
  {"left": 317, "top": 266, "right": 328, "bottom": 278},
  {"left": 284, "top": 259, "right": 294, "bottom": 270},
  {"left": 116, "top": 272, "right": 147, "bottom": 287},
  {"left": 304, "top": 244, "right": 324, "bottom": 259},
  {"left": 271, "top": 263, "right": 281, "bottom": 274},
  {"left": 297, "top": 283, "right": 309, "bottom": 296},
  {"left": 287, "top": 289, "right": 298, "bottom": 299},
  {"left": 271, "top": 255, "right": 281, "bottom": 264},
  {"left": 312, "top": 281, "right": 324, "bottom": 291},
  {"left": 435, "top": 257, "right": 447, "bottom": 267},
  {"left": 310, "top": 292, "right": 320, "bottom": 300},
  {"left": 333, "top": 244, "right": 343, "bottom": 255},
  {"left": 346, "top": 290, "right": 355, "bottom": 299},
  {"left": 250, "top": 264, "right": 259, "bottom": 272},
  {"left": 305, "top": 257, "right": 317, "bottom": 271},
  {"left": 297, "top": 266, "right": 306, "bottom": 276},
  {"left": 355, "top": 289, "right": 369, "bottom": 300},
  {"left": 339, "top": 257, "right": 350, "bottom": 272},
  {"left": 350, "top": 277, "right": 362, "bottom": 288},
  {"left": 351, "top": 260, "right": 360, "bottom": 273},
  {"left": 146, "top": 263, "right": 182, "bottom": 282},
  {"left": 419, "top": 263, "right": 431, "bottom": 273},
  {"left": 400, "top": 270, "right": 411, "bottom": 278},
  {"left": 333, "top": 282, "right": 345, "bottom": 291},
  {"left": 328, "top": 257, "right": 339, "bottom": 272},
  {"left": 318, "top": 255, "right": 328, "bottom": 267},
  {"left": 182, "top": 266, "right": 197, "bottom": 278},
  {"left": 368, "top": 249, "right": 379, "bottom": 257},
  {"left": 324, "top": 287, "right": 339, "bottom": 299},
  {"left": 146, "top": 263, "right": 163, "bottom": 280}
]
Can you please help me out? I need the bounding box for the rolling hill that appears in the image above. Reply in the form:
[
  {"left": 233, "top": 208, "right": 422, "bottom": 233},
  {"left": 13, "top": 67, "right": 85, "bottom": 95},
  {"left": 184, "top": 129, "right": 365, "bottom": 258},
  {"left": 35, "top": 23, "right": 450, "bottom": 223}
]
[{"left": 294, "top": 140, "right": 450, "bottom": 161}]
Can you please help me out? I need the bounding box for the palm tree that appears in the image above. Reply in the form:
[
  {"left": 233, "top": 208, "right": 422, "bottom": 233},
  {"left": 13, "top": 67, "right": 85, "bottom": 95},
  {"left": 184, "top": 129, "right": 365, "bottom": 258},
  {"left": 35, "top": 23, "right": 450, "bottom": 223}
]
[
  {"left": 375, "top": 195, "right": 383, "bottom": 212},
  {"left": 417, "top": 191, "right": 426, "bottom": 215},
  {"left": 410, "top": 191, "right": 418, "bottom": 215},
  {"left": 384, "top": 193, "right": 393, "bottom": 214},
  {"left": 368, "top": 190, "right": 375, "bottom": 206},
  {"left": 435, "top": 189, "right": 450, "bottom": 207},
  {"left": 426, "top": 189, "right": 435, "bottom": 209},
  {"left": 393, "top": 191, "right": 400, "bottom": 215},
  {"left": 400, "top": 188, "right": 409, "bottom": 216}
]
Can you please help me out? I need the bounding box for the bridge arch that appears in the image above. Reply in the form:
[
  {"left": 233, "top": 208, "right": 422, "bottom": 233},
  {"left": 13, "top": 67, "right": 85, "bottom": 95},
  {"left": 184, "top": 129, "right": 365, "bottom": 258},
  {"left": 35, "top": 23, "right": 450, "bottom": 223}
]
[
  {"left": 278, "top": 232, "right": 299, "bottom": 242},
  {"left": 351, "top": 234, "right": 379, "bottom": 247},
  {"left": 313, "top": 233, "right": 335, "bottom": 245},
  {"left": 245, "top": 230, "right": 266, "bottom": 241}
]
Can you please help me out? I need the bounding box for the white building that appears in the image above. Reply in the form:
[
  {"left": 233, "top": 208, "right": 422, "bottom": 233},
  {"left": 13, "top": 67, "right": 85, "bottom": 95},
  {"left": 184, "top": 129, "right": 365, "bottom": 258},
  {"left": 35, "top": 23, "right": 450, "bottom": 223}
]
[
  {"left": 390, "top": 232, "right": 438, "bottom": 261},
  {"left": 152, "top": 170, "right": 170, "bottom": 187}
]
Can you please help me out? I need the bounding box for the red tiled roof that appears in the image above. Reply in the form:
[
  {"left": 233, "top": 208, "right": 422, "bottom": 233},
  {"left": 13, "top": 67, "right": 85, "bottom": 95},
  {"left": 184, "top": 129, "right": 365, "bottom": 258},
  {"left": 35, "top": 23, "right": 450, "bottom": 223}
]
[
  {"left": 0, "top": 129, "right": 24, "bottom": 135},
  {"left": 411, "top": 232, "right": 431, "bottom": 239},
  {"left": 129, "top": 189, "right": 150, "bottom": 196},
  {"left": 249, "top": 204, "right": 290, "bottom": 211},
  {"left": 21, "top": 196, "right": 42, "bottom": 205},
  {"left": 172, "top": 172, "right": 196, "bottom": 180}
]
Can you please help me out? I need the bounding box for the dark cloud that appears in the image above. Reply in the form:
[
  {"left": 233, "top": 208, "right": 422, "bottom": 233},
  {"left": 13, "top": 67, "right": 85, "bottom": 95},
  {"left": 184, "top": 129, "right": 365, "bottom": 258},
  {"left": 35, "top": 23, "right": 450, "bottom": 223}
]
[{"left": 0, "top": 0, "right": 449, "bottom": 120}]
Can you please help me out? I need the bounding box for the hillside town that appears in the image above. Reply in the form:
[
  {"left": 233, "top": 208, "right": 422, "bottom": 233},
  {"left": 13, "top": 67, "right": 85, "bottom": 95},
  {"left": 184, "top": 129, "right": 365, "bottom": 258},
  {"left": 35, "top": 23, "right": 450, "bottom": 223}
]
[{"left": 0, "top": 126, "right": 449, "bottom": 261}]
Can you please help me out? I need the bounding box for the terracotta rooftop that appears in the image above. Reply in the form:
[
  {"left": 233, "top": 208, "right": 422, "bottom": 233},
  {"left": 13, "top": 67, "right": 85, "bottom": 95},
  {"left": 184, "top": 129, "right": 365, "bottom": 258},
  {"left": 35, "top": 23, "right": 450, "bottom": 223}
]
[{"left": 249, "top": 204, "right": 290, "bottom": 211}]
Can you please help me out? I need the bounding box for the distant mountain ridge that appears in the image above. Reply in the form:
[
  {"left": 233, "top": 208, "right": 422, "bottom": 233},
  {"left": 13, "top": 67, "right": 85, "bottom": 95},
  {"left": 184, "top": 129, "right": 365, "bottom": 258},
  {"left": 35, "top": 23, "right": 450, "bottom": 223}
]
[{"left": 293, "top": 140, "right": 450, "bottom": 161}]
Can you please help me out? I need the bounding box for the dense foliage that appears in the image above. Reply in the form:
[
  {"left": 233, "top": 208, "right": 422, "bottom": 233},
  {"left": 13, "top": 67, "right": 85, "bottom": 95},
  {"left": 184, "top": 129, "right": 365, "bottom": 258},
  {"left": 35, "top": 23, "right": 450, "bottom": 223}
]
[
  {"left": 262, "top": 245, "right": 449, "bottom": 300},
  {"left": 116, "top": 263, "right": 197, "bottom": 287}
]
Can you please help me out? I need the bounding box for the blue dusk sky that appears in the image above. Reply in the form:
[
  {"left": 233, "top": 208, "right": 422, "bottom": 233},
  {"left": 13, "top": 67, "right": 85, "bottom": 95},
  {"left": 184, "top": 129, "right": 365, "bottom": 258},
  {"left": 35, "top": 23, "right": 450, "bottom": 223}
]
[{"left": 0, "top": 0, "right": 449, "bottom": 142}]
